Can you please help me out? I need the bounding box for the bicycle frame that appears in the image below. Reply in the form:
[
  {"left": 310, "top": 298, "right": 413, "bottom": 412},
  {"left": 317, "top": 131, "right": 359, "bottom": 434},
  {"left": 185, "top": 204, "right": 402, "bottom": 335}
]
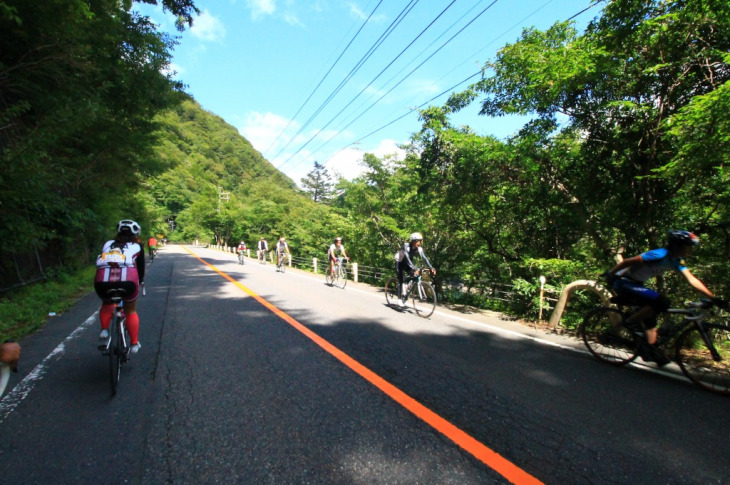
[{"left": 403, "top": 268, "right": 431, "bottom": 298}]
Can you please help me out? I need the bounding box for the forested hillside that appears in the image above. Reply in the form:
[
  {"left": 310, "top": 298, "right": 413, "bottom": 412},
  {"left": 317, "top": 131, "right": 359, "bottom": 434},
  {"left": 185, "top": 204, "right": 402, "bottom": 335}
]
[{"left": 147, "top": 98, "right": 348, "bottom": 257}]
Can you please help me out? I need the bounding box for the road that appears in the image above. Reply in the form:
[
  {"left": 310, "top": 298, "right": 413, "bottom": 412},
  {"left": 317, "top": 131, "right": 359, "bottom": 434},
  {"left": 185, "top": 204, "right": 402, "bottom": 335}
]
[{"left": 0, "top": 245, "right": 728, "bottom": 484}]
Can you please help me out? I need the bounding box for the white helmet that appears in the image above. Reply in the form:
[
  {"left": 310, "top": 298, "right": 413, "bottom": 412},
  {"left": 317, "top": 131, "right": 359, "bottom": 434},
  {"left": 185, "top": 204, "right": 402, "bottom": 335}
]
[
  {"left": 117, "top": 220, "right": 141, "bottom": 235},
  {"left": 409, "top": 232, "right": 423, "bottom": 242}
]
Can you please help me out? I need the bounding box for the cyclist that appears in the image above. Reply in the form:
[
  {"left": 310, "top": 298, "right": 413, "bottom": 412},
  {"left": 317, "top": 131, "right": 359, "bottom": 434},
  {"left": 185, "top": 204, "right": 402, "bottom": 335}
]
[
  {"left": 606, "top": 230, "right": 726, "bottom": 365},
  {"left": 257, "top": 237, "right": 268, "bottom": 262},
  {"left": 237, "top": 240, "right": 247, "bottom": 256},
  {"left": 276, "top": 237, "right": 290, "bottom": 267},
  {"left": 394, "top": 232, "right": 436, "bottom": 307},
  {"left": 94, "top": 220, "right": 145, "bottom": 354},
  {"left": 147, "top": 235, "right": 158, "bottom": 259},
  {"left": 328, "top": 237, "right": 349, "bottom": 278}
]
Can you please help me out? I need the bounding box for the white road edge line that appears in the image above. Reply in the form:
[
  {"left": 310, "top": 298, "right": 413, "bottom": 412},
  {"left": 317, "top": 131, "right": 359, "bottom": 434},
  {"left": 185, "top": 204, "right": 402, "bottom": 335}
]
[{"left": 0, "top": 312, "right": 98, "bottom": 424}]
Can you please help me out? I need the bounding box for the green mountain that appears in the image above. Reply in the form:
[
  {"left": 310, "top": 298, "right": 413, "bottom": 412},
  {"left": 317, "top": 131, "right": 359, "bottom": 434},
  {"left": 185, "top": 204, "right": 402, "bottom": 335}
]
[{"left": 146, "top": 97, "right": 347, "bottom": 256}]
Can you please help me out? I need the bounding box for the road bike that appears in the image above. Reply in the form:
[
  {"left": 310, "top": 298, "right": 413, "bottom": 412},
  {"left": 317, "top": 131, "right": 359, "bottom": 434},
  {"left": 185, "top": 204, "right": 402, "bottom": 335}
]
[
  {"left": 276, "top": 252, "right": 289, "bottom": 273},
  {"left": 98, "top": 289, "right": 132, "bottom": 396},
  {"left": 238, "top": 251, "right": 245, "bottom": 265},
  {"left": 148, "top": 248, "right": 157, "bottom": 262},
  {"left": 384, "top": 268, "right": 437, "bottom": 318},
  {"left": 258, "top": 249, "right": 267, "bottom": 264},
  {"left": 326, "top": 257, "right": 348, "bottom": 289},
  {"left": 580, "top": 296, "right": 730, "bottom": 395}
]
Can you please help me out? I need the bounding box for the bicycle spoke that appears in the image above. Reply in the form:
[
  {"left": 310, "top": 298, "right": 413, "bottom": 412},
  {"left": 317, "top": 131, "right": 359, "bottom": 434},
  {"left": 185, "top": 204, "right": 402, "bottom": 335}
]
[
  {"left": 412, "top": 282, "right": 436, "bottom": 318},
  {"left": 337, "top": 266, "right": 347, "bottom": 289},
  {"left": 677, "top": 324, "right": 730, "bottom": 395},
  {"left": 384, "top": 278, "right": 399, "bottom": 306},
  {"left": 580, "top": 307, "right": 639, "bottom": 365}
]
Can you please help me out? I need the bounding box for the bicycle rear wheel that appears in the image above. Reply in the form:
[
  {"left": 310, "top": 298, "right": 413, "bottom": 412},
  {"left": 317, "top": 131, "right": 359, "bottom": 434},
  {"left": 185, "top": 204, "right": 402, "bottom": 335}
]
[
  {"left": 676, "top": 323, "right": 730, "bottom": 395},
  {"left": 384, "top": 278, "right": 399, "bottom": 306},
  {"left": 109, "top": 313, "right": 121, "bottom": 395},
  {"left": 325, "top": 270, "right": 334, "bottom": 286},
  {"left": 336, "top": 265, "right": 347, "bottom": 289},
  {"left": 580, "top": 307, "right": 640, "bottom": 365},
  {"left": 412, "top": 281, "right": 436, "bottom": 318}
]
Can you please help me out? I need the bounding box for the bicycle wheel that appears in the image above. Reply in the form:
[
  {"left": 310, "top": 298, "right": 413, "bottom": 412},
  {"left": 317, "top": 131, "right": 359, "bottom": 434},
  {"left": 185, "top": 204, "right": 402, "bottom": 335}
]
[
  {"left": 238, "top": 253, "right": 244, "bottom": 265},
  {"left": 325, "top": 269, "right": 334, "bottom": 286},
  {"left": 580, "top": 307, "right": 640, "bottom": 365},
  {"left": 676, "top": 323, "right": 730, "bottom": 395},
  {"left": 336, "top": 265, "right": 347, "bottom": 289},
  {"left": 411, "top": 281, "right": 436, "bottom": 318},
  {"left": 109, "top": 312, "right": 121, "bottom": 395},
  {"left": 385, "top": 278, "right": 399, "bottom": 306}
]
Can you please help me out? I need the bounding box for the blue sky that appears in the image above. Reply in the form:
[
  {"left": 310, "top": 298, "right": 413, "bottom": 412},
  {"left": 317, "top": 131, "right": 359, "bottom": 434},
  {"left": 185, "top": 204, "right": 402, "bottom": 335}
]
[{"left": 137, "top": 0, "right": 600, "bottom": 184}]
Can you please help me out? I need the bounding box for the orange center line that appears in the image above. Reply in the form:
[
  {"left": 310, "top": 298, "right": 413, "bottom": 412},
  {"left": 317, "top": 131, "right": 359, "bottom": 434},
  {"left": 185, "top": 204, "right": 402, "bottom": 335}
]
[{"left": 185, "top": 247, "right": 543, "bottom": 485}]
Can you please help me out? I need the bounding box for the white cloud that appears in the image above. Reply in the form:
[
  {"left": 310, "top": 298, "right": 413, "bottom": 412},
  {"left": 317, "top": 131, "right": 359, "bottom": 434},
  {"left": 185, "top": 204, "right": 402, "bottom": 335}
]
[
  {"left": 348, "top": 3, "right": 367, "bottom": 20},
  {"left": 191, "top": 9, "right": 226, "bottom": 41},
  {"left": 283, "top": 11, "right": 304, "bottom": 27},
  {"left": 238, "top": 111, "right": 295, "bottom": 155},
  {"left": 238, "top": 111, "right": 406, "bottom": 183},
  {"left": 246, "top": 0, "right": 276, "bottom": 20},
  {"left": 324, "top": 138, "right": 406, "bottom": 181}
]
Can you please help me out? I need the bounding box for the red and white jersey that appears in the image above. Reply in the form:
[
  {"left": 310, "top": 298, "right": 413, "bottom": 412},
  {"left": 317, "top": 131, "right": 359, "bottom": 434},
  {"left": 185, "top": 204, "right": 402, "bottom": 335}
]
[{"left": 96, "top": 240, "right": 143, "bottom": 269}]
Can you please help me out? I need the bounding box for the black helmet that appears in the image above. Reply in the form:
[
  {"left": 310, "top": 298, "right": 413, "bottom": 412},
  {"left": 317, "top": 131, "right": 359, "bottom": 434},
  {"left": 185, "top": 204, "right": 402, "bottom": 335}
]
[{"left": 667, "top": 230, "right": 699, "bottom": 246}]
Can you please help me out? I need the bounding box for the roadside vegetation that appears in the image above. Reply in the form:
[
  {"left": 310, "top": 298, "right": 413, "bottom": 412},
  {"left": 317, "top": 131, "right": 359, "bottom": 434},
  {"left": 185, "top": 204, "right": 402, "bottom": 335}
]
[{"left": 1, "top": 0, "right": 728, "bottom": 338}]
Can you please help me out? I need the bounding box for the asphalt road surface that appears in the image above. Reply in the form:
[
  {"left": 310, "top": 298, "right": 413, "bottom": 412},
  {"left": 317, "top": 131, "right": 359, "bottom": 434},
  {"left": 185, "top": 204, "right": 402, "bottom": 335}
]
[{"left": 1, "top": 245, "right": 728, "bottom": 484}]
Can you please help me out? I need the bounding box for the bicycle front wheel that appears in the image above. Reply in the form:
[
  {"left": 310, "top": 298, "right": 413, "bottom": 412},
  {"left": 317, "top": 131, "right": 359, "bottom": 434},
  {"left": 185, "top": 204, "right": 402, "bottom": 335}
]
[
  {"left": 676, "top": 323, "right": 730, "bottom": 395},
  {"left": 412, "top": 281, "right": 436, "bottom": 318},
  {"left": 337, "top": 266, "right": 347, "bottom": 289},
  {"left": 385, "top": 278, "right": 399, "bottom": 306},
  {"left": 580, "top": 307, "right": 639, "bottom": 365},
  {"left": 109, "top": 314, "right": 121, "bottom": 395}
]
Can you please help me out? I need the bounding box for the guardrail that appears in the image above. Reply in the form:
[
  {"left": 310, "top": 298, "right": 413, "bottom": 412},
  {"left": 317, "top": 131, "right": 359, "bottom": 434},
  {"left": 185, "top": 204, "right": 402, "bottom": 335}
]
[{"left": 209, "top": 244, "right": 560, "bottom": 321}]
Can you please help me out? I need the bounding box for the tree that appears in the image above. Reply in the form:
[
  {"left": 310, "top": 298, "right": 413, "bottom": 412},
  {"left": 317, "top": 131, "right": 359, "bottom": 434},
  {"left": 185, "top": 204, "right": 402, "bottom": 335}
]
[
  {"left": 444, "top": 0, "right": 730, "bottom": 257},
  {"left": 300, "top": 162, "right": 334, "bottom": 203}
]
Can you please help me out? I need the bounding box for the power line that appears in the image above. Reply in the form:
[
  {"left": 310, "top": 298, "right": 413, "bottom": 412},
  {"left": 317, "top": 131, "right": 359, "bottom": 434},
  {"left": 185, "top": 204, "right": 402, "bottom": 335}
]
[
  {"left": 277, "top": 0, "right": 462, "bottom": 172},
  {"left": 262, "top": 0, "right": 384, "bottom": 157},
  {"left": 321, "top": 1, "right": 600, "bottom": 164},
  {"left": 280, "top": 1, "right": 601, "bottom": 178},
  {"left": 285, "top": 0, "right": 500, "bottom": 174},
  {"left": 269, "top": 0, "right": 420, "bottom": 164}
]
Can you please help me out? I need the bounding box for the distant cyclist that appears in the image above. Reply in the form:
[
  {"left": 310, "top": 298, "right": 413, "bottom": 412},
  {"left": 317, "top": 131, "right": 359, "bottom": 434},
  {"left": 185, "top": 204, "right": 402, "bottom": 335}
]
[
  {"left": 237, "top": 240, "right": 247, "bottom": 254},
  {"left": 257, "top": 237, "right": 268, "bottom": 262},
  {"left": 276, "top": 237, "right": 290, "bottom": 267},
  {"left": 328, "top": 237, "right": 349, "bottom": 278},
  {"left": 606, "top": 230, "right": 727, "bottom": 365},
  {"left": 394, "top": 233, "right": 436, "bottom": 306},
  {"left": 95, "top": 220, "right": 145, "bottom": 354},
  {"left": 147, "top": 235, "right": 158, "bottom": 259}
]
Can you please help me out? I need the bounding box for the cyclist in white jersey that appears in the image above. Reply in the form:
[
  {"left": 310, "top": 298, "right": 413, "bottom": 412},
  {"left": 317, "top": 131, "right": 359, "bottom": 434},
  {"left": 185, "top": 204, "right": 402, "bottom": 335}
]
[
  {"left": 327, "top": 237, "right": 349, "bottom": 278},
  {"left": 276, "top": 237, "right": 290, "bottom": 267}
]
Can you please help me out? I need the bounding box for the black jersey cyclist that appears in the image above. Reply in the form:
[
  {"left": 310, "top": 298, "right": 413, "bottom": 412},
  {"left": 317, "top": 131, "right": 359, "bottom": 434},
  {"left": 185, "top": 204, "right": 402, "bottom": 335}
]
[{"left": 394, "top": 232, "right": 437, "bottom": 306}]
